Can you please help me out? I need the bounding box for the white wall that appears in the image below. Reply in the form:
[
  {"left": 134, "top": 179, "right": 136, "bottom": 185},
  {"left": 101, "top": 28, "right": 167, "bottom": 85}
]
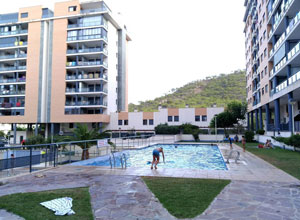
[
  {"left": 107, "top": 107, "right": 224, "bottom": 131},
  {"left": 106, "top": 22, "right": 118, "bottom": 114},
  {"left": 9, "top": 131, "right": 26, "bottom": 145}
]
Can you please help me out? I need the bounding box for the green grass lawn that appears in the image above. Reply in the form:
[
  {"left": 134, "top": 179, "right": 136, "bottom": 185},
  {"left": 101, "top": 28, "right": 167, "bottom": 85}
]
[
  {"left": 236, "top": 142, "right": 300, "bottom": 180},
  {"left": 0, "top": 187, "right": 93, "bottom": 220},
  {"left": 142, "top": 177, "right": 230, "bottom": 219}
]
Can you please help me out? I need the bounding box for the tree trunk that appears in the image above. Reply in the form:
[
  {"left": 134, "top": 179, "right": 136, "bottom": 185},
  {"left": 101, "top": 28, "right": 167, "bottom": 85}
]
[{"left": 81, "top": 149, "right": 89, "bottom": 160}]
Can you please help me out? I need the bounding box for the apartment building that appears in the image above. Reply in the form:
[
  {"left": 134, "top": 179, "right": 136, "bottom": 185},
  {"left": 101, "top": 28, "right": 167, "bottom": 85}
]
[
  {"left": 0, "top": 0, "right": 130, "bottom": 141},
  {"left": 106, "top": 107, "right": 224, "bottom": 131},
  {"left": 244, "top": 0, "right": 300, "bottom": 136}
]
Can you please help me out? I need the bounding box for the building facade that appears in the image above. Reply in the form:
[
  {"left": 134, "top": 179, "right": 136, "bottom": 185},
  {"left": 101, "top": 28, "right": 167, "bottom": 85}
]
[
  {"left": 0, "top": 0, "right": 130, "bottom": 140},
  {"left": 106, "top": 107, "right": 224, "bottom": 131},
  {"left": 244, "top": 0, "right": 300, "bottom": 136}
]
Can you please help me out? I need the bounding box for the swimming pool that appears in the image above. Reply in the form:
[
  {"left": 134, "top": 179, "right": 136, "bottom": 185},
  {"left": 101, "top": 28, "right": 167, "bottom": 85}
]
[{"left": 72, "top": 144, "right": 227, "bottom": 170}]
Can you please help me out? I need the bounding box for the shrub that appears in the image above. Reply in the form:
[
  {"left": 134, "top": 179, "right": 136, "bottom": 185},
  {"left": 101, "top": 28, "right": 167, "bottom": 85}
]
[
  {"left": 192, "top": 130, "right": 200, "bottom": 141},
  {"left": 155, "top": 123, "right": 180, "bottom": 135},
  {"left": 287, "top": 135, "right": 300, "bottom": 148},
  {"left": 256, "top": 129, "right": 265, "bottom": 135},
  {"left": 245, "top": 131, "right": 255, "bottom": 142},
  {"left": 24, "top": 135, "right": 46, "bottom": 145}
]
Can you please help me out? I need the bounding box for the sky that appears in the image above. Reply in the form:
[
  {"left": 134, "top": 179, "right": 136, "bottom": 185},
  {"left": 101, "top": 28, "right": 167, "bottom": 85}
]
[{"left": 0, "top": 0, "right": 246, "bottom": 104}]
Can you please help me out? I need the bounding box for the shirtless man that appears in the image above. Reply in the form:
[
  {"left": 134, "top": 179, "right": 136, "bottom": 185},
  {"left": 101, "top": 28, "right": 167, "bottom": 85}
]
[{"left": 151, "top": 147, "right": 165, "bottom": 169}]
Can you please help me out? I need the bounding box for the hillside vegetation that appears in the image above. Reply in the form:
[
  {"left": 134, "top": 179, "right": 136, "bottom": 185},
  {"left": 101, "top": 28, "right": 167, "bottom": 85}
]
[{"left": 129, "top": 70, "right": 246, "bottom": 112}]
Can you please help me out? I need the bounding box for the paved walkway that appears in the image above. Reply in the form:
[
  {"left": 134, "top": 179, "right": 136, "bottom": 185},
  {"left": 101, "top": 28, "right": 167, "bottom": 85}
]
[
  {"left": 0, "top": 167, "right": 300, "bottom": 220},
  {"left": 0, "top": 210, "right": 24, "bottom": 220}
]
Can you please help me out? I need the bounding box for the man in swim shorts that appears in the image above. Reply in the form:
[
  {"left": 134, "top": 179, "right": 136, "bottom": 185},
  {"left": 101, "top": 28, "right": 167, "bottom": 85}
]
[{"left": 151, "top": 147, "right": 165, "bottom": 169}]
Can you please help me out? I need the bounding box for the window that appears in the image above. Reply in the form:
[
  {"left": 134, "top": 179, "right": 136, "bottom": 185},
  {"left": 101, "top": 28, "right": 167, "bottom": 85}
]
[
  {"left": 124, "top": 120, "right": 128, "bottom": 125},
  {"left": 149, "top": 119, "right": 154, "bottom": 125},
  {"left": 265, "top": 66, "right": 267, "bottom": 76},
  {"left": 174, "top": 116, "right": 179, "bottom": 122},
  {"left": 118, "top": 120, "right": 122, "bottom": 125},
  {"left": 202, "top": 115, "right": 207, "bottom": 121},
  {"left": 265, "top": 84, "right": 268, "bottom": 93},
  {"left": 261, "top": 71, "right": 264, "bottom": 78},
  {"left": 143, "top": 119, "right": 147, "bottom": 125},
  {"left": 21, "top": 12, "right": 28, "bottom": 18},
  {"left": 263, "top": 13, "right": 266, "bottom": 22},
  {"left": 69, "top": 123, "right": 74, "bottom": 129},
  {"left": 261, "top": 54, "right": 263, "bottom": 62},
  {"left": 168, "top": 116, "right": 173, "bottom": 122},
  {"left": 259, "top": 4, "right": 261, "bottom": 13},
  {"left": 264, "top": 48, "right": 267, "bottom": 57},
  {"left": 195, "top": 115, "right": 200, "bottom": 121},
  {"left": 262, "top": 88, "right": 265, "bottom": 95},
  {"left": 263, "top": 31, "right": 266, "bottom": 40},
  {"left": 68, "top": 6, "right": 77, "bottom": 12}
]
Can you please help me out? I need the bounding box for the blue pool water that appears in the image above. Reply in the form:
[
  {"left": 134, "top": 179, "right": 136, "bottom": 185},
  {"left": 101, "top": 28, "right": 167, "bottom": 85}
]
[{"left": 73, "top": 144, "right": 227, "bottom": 170}]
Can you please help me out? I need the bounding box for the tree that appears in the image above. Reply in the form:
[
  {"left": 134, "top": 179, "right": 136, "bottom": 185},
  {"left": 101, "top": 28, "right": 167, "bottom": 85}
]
[
  {"left": 226, "top": 101, "right": 247, "bottom": 124},
  {"left": 210, "top": 112, "right": 235, "bottom": 130},
  {"left": 71, "top": 124, "right": 100, "bottom": 160}
]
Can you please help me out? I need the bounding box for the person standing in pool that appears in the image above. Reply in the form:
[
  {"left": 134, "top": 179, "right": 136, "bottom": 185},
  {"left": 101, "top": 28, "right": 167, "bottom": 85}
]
[{"left": 151, "top": 147, "right": 165, "bottom": 169}]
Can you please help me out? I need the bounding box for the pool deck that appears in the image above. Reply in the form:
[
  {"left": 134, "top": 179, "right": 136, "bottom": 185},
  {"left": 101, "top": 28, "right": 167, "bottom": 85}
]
[{"left": 0, "top": 143, "right": 300, "bottom": 220}]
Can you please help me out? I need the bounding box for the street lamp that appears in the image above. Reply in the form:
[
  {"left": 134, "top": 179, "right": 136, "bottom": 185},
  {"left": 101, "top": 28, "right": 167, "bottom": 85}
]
[{"left": 289, "top": 99, "right": 296, "bottom": 135}]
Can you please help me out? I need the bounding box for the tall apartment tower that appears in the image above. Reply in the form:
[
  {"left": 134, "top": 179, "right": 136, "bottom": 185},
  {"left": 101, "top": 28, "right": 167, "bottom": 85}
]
[
  {"left": 0, "top": 0, "right": 130, "bottom": 138},
  {"left": 244, "top": 0, "right": 300, "bottom": 135}
]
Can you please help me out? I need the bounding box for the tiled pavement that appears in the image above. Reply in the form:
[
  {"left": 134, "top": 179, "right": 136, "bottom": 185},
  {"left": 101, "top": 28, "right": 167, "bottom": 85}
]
[{"left": 0, "top": 143, "right": 300, "bottom": 219}]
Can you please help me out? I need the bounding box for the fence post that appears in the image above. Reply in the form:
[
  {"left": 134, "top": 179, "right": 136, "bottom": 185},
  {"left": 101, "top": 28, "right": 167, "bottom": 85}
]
[
  {"left": 53, "top": 145, "right": 56, "bottom": 167},
  {"left": 45, "top": 146, "right": 48, "bottom": 168},
  {"left": 69, "top": 144, "right": 71, "bottom": 164},
  {"left": 29, "top": 147, "right": 32, "bottom": 173}
]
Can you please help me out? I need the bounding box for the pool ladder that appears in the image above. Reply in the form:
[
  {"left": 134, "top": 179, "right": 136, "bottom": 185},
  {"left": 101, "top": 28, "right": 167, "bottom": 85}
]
[
  {"left": 226, "top": 150, "right": 240, "bottom": 164},
  {"left": 109, "top": 153, "right": 127, "bottom": 169}
]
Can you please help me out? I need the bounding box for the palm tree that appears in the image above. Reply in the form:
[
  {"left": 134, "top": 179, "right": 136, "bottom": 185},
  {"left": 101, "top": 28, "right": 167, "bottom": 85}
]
[{"left": 72, "top": 124, "right": 100, "bottom": 160}]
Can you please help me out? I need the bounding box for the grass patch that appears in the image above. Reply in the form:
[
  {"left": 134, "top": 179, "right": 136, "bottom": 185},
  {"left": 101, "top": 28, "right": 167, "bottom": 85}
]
[
  {"left": 142, "top": 177, "right": 230, "bottom": 219},
  {"left": 236, "top": 142, "right": 300, "bottom": 180},
  {"left": 0, "top": 187, "right": 93, "bottom": 220}
]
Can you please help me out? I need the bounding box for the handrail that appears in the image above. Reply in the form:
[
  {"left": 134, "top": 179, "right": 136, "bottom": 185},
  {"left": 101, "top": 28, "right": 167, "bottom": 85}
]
[{"left": 226, "top": 149, "right": 240, "bottom": 164}]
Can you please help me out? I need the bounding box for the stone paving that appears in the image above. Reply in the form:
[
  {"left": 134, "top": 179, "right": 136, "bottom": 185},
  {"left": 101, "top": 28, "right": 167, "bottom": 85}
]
[
  {"left": 0, "top": 167, "right": 300, "bottom": 220},
  {"left": 1, "top": 142, "right": 300, "bottom": 219},
  {"left": 0, "top": 210, "right": 24, "bottom": 220}
]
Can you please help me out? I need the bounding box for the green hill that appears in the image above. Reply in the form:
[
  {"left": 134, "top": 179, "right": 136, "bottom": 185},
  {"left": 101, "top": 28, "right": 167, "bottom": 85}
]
[{"left": 129, "top": 70, "right": 246, "bottom": 112}]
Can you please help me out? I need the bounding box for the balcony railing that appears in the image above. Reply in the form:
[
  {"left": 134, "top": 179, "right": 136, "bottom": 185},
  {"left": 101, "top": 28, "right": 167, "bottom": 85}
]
[
  {"left": 0, "top": 42, "right": 28, "bottom": 49},
  {"left": 66, "top": 61, "right": 107, "bottom": 68},
  {"left": 0, "top": 78, "right": 26, "bottom": 83},
  {"left": 65, "top": 101, "right": 107, "bottom": 106},
  {"left": 0, "top": 54, "right": 27, "bottom": 60},
  {"left": 287, "top": 41, "right": 300, "bottom": 61},
  {"left": 0, "top": 66, "right": 26, "bottom": 72},
  {"left": 0, "top": 102, "right": 25, "bottom": 108},
  {"left": 65, "top": 88, "right": 108, "bottom": 93},
  {"left": 68, "top": 21, "right": 108, "bottom": 29},
  {"left": 274, "top": 57, "right": 286, "bottom": 72},
  {"left": 67, "top": 47, "right": 107, "bottom": 55},
  {"left": 80, "top": 5, "right": 110, "bottom": 14},
  {"left": 288, "top": 70, "right": 300, "bottom": 86},
  {"left": 66, "top": 74, "right": 107, "bottom": 81},
  {"left": 0, "top": 29, "right": 28, "bottom": 37},
  {"left": 67, "top": 35, "right": 107, "bottom": 42},
  {"left": 0, "top": 90, "right": 25, "bottom": 96}
]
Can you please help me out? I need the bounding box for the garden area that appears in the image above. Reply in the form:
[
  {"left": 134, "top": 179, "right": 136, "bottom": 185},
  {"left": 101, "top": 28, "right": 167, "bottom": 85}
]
[
  {"left": 0, "top": 188, "right": 93, "bottom": 220},
  {"left": 236, "top": 138, "right": 300, "bottom": 180}
]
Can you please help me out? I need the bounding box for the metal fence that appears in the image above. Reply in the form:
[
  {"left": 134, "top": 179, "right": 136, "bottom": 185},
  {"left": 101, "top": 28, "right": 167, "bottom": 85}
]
[{"left": 0, "top": 134, "right": 176, "bottom": 178}]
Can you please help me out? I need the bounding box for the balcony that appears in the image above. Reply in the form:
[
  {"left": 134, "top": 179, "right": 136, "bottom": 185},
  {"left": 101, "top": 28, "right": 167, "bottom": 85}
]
[
  {"left": 274, "top": 57, "right": 286, "bottom": 72},
  {"left": 67, "top": 35, "right": 107, "bottom": 42},
  {"left": 0, "top": 29, "right": 28, "bottom": 37},
  {"left": 67, "top": 47, "right": 107, "bottom": 55},
  {"left": 0, "top": 101, "right": 25, "bottom": 108},
  {"left": 0, "top": 42, "right": 27, "bottom": 49},
  {"left": 66, "top": 74, "right": 107, "bottom": 81},
  {"left": 268, "top": 0, "right": 296, "bottom": 37},
  {"left": 0, "top": 90, "right": 25, "bottom": 96},
  {"left": 0, "top": 77, "right": 26, "bottom": 84},
  {"left": 68, "top": 21, "right": 108, "bottom": 30},
  {"left": 66, "top": 61, "right": 107, "bottom": 68},
  {"left": 65, "top": 87, "right": 108, "bottom": 94},
  {"left": 0, "top": 66, "right": 26, "bottom": 72},
  {"left": 0, "top": 54, "right": 27, "bottom": 61},
  {"left": 65, "top": 101, "right": 107, "bottom": 107}
]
